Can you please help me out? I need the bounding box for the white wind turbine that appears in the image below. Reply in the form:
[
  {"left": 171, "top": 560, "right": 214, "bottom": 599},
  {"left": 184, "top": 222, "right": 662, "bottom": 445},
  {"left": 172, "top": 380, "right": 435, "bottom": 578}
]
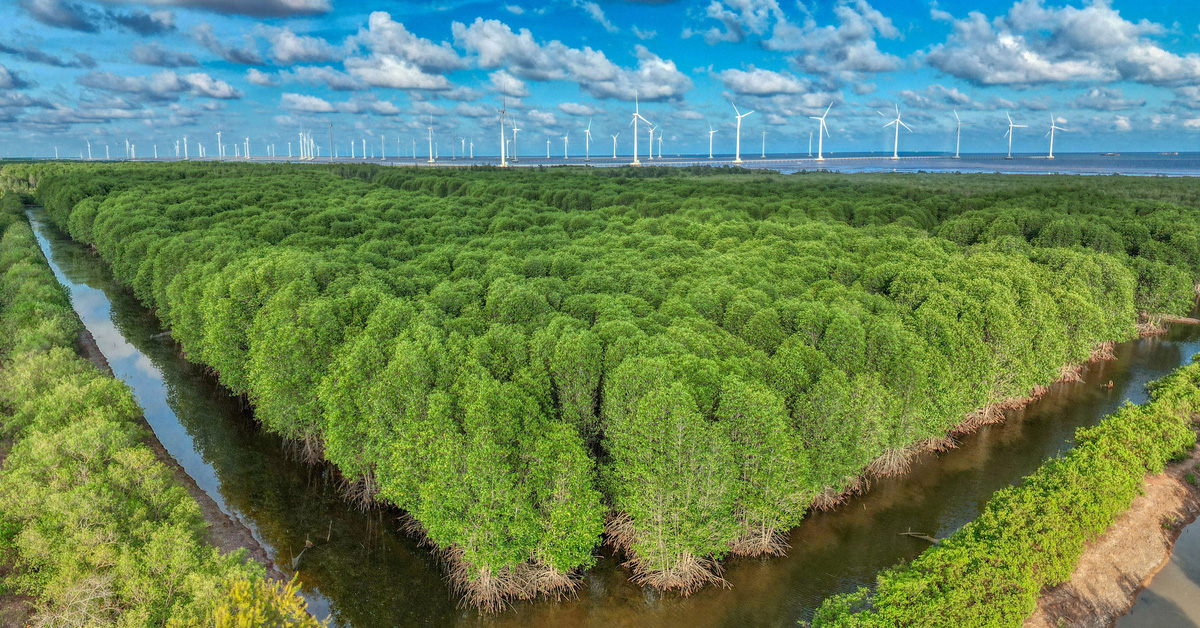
[
  {"left": 629, "top": 91, "right": 650, "bottom": 165},
  {"left": 244, "top": 137, "right": 249, "bottom": 160},
  {"left": 546, "top": 138, "right": 550, "bottom": 159},
  {"left": 708, "top": 125, "right": 717, "bottom": 159},
  {"left": 611, "top": 132, "right": 619, "bottom": 159},
  {"left": 878, "top": 104, "right": 912, "bottom": 160},
  {"left": 808, "top": 131, "right": 813, "bottom": 157},
  {"left": 216, "top": 131, "right": 222, "bottom": 159},
  {"left": 1046, "top": 114, "right": 1067, "bottom": 159},
  {"left": 647, "top": 125, "right": 656, "bottom": 161},
  {"left": 810, "top": 102, "right": 832, "bottom": 160},
  {"left": 584, "top": 118, "right": 593, "bottom": 161},
  {"left": 86, "top": 140, "right": 91, "bottom": 160},
  {"left": 511, "top": 119, "right": 520, "bottom": 162},
  {"left": 657, "top": 133, "right": 663, "bottom": 159},
  {"left": 1004, "top": 112, "right": 1027, "bottom": 159},
  {"left": 562, "top": 133, "right": 569, "bottom": 159},
  {"left": 497, "top": 99, "right": 508, "bottom": 166},
  {"left": 953, "top": 110, "right": 967, "bottom": 159},
  {"left": 761, "top": 130, "right": 766, "bottom": 158},
  {"left": 428, "top": 114, "right": 436, "bottom": 163},
  {"left": 182, "top": 136, "right": 188, "bottom": 160},
  {"left": 732, "top": 102, "right": 754, "bottom": 163}
]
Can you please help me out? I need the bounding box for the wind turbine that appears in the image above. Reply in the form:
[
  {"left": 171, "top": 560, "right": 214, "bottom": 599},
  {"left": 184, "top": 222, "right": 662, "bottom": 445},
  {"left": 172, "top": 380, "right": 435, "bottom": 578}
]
[
  {"left": 708, "top": 125, "right": 717, "bottom": 159},
  {"left": 761, "top": 130, "right": 766, "bottom": 158},
  {"left": 629, "top": 91, "right": 650, "bottom": 165},
  {"left": 511, "top": 119, "right": 520, "bottom": 162},
  {"left": 54, "top": 146, "right": 58, "bottom": 160},
  {"left": 428, "top": 114, "right": 436, "bottom": 164},
  {"left": 470, "top": 141, "right": 474, "bottom": 159},
  {"left": 1004, "top": 112, "right": 1027, "bottom": 160},
  {"left": 173, "top": 141, "right": 178, "bottom": 158},
  {"left": 154, "top": 145, "right": 157, "bottom": 159},
  {"left": 647, "top": 125, "right": 656, "bottom": 161},
  {"left": 546, "top": 138, "right": 550, "bottom": 159},
  {"left": 182, "top": 136, "right": 188, "bottom": 160},
  {"left": 657, "top": 133, "right": 663, "bottom": 160},
  {"left": 808, "top": 131, "right": 813, "bottom": 157},
  {"left": 498, "top": 98, "right": 508, "bottom": 167},
  {"left": 107, "top": 145, "right": 111, "bottom": 160},
  {"left": 953, "top": 110, "right": 966, "bottom": 159},
  {"left": 810, "top": 102, "right": 832, "bottom": 160},
  {"left": 216, "top": 131, "right": 222, "bottom": 160},
  {"left": 86, "top": 140, "right": 91, "bottom": 160},
  {"left": 732, "top": 102, "right": 754, "bottom": 163},
  {"left": 381, "top": 135, "right": 385, "bottom": 161},
  {"left": 584, "top": 118, "right": 593, "bottom": 161},
  {"left": 562, "top": 133, "right": 569, "bottom": 159},
  {"left": 1046, "top": 114, "right": 1066, "bottom": 159},
  {"left": 879, "top": 104, "right": 912, "bottom": 160},
  {"left": 611, "top": 132, "right": 619, "bottom": 159}
]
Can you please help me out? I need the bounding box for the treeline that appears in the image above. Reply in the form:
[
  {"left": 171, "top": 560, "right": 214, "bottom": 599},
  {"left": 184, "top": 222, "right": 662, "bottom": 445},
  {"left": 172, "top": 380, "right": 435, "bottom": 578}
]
[
  {"left": 812, "top": 356, "right": 1200, "bottom": 627},
  {"left": 0, "top": 192, "right": 321, "bottom": 626},
  {"left": 9, "top": 162, "right": 1200, "bottom": 607}
]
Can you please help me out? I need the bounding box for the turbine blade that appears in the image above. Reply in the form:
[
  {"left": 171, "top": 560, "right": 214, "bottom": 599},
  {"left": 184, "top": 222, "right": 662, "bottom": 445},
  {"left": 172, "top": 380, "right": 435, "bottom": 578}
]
[
  {"left": 732, "top": 102, "right": 740, "bottom": 116},
  {"left": 899, "top": 120, "right": 913, "bottom": 132},
  {"left": 823, "top": 102, "right": 833, "bottom": 117},
  {"left": 745, "top": 110, "right": 755, "bottom": 116},
  {"left": 954, "top": 109, "right": 960, "bottom": 123}
]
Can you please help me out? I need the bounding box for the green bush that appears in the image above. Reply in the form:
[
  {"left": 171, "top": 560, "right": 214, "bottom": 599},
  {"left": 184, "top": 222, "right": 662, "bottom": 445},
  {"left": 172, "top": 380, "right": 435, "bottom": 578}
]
[{"left": 811, "top": 358, "right": 1200, "bottom": 627}]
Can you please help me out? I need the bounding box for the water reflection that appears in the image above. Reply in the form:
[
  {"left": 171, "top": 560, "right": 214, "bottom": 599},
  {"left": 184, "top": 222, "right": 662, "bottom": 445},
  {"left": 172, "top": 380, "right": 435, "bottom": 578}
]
[{"left": 29, "top": 210, "right": 1200, "bottom": 627}]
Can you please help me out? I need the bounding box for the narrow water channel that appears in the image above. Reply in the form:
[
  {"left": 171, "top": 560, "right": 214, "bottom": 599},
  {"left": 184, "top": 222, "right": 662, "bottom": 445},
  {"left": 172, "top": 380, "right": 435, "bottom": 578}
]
[{"left": 29, "top": 209, "right": 1200, "bottom": 627}]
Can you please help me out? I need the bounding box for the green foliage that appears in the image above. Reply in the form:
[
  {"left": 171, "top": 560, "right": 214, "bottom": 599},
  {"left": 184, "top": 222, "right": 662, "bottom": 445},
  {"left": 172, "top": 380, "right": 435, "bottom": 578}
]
[
  {"left": 8, "top": 161, "right": 1199, "bottom": 601},
  {"left": 191, "top": 575, "right": 326, "bottom": 628},
  {"left": 0, "top": 218, "right": 312, "bottom": 626},
  {"left": 811, "top": 358, "right": 1200, "bottom": 627}
]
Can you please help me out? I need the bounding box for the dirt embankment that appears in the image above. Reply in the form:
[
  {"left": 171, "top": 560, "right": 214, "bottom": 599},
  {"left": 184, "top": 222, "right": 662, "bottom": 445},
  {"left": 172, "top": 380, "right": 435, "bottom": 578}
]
[
  {"left": 1025, "top": 427, "right": 1200, "bottom": 628},
  {"left": 76, "top": 328, "right": 283, "bottom": 580}
]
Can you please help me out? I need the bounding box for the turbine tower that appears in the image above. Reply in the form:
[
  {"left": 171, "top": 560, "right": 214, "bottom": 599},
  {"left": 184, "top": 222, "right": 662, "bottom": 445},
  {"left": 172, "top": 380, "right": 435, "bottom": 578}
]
[
  {"left": 761, "top": 130, "right": 766, "bottom": 158},
  {"left": 511, "top": 120, "right": 520, "bottom": 162},
  {"left": 811, "top": 103, "right": 833, "bottom": 160},
  {"left": 611, "top": 132, "right": 619, "bottom": 159},
  {"left": 647, "top": 125, "right": 656, "bottom": 161},
  {"left": 498, "top": 98, "right": 508, "bottom": 167},
  {"left": 1004, "top": 112, "right": 1027, "bottom": 160},
  {"left": 244, "top": 137, "right": 249, "bottom": 160},
  {"left": 428, "top": 114, "right": 436, "bottom": 164},
  {"left": 562, "top": 133, "right": 569, "bottom": 159},
  {"left": 183, "top": 136, "right": 188, "bottom": 160},
  {"left": 708, "top": 125, "right": 717, "bottom": 159},
  {"left": 216, "top": 131, "right": 222, "bottom": 160},
  {"left": 584, "top": 118, "right": 593, "bottom": 161},
  {"left": 1046, "top": 114, "right": 1067, "bottom": 159},
  {"left": 628, "top": 91, "right": 650, "bottom": 166},
  {"left": 879, "top": 104, "right": 912, "bottom": 160},
  {"left": 657, "top": 134, "right": 663, "bottom": 160},
  {"left": 546, "top": 138, "right": 550, "bottom": 159},
  {"left": 732, "top": 102, "right": 754, "bottom": 163},
  {"left": 953, "top": 110, "right": 966, "bottom": 159},
  {"left": 808, "top": 131, "right": 813, "bottom": 157},
  {"left": 86, "top": 140, "right": 91, "bottom": 160}
]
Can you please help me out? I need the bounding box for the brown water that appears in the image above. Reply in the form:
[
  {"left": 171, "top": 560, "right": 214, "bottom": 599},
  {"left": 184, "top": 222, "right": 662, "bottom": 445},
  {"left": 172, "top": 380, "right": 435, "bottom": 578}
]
[
  {"left": 1120, "top": 500, "right": 1200, "bottom": 626},
  {"left": 29, "top": 209, "right": 1200, "bottom": 627}
]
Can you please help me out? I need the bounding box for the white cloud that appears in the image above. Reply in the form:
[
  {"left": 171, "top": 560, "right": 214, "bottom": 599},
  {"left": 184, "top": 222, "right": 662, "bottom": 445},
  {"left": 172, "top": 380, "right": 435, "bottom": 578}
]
[
  {"left": 192, "top": 23, "right": 263, "bottom": 65},
  {"left": 280, "top": 92, "right": 399, "bottom": 115},
  {"left": 685, "top": 0, "right": 783, "bottom": 44},
  {"left": 1113, "top": 115, "right": 1132, "bottom": 131},
  {"left": 558, "top": 102, "right": 598, "bottom": 116},
  {"left": 282, "top": 92, "right": 334, "bottom": 112},
  {"left": 245, "top": 68, "right": 277, "bottom": 86},
  {"left": 1072, "top": 87, "right": 1145, "bottom": 111},
  {"left": 526, "top": 109, "right": 558, "bottom": 128},
  {"left": 927, "top": 1, "right": 1200, "bottom": 87},
  {"left": 572, "top": 0, "right": 617, "bottom": 33},
  {"left": 766, "top": 0, "right": 901, "bottom": 82},
  {"left": 897, "top": 84, "right": 974, "bottom": 110},
  {"left": 505, "top": 4, "right": 524, "bottom": 15},
  {"left": 489, "top": 70, "right": 529, "bottom": 97},
  {"left": 284, "top": 65, "right": 362, "bottom": 90},
  {"left": 267, "top": 27, "right": 338, "bottom": 64},
  {"left": 717, "top": 66, "right": 807, "bottom": 96},
  {"left": 632, "top": 26, "right": 656, "bottom": 40},
  {"left": 453, "top": 18, "right": 691, "bottom": 101},
  {"left": 342, "top": 11, "right": 463, "bottom": 91},
  {"left": 77, "top": 69, "right": 241, "bottom": 101}
]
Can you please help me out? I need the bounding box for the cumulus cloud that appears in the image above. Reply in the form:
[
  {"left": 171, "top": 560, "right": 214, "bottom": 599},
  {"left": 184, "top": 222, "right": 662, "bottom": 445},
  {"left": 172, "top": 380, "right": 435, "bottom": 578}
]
[
  {"left": 267, "top": 27, "right": 339, "bottom": 64},
  {"left": 18, "top": 0, "right": 176, "bottom": 34},
  {"left": 767, "top": 0, "right": 901, "bottom": 82},
  {"left": 453, "top": 18, "right": 691, "bottom": 101},
  {"left": 130, "top": 42, "right": 198, "bottom": 67},
  {"left": 1112, "top": 115, "right": 1132, "bottom": 131},
  {"left": 280, "top": 92, "right": 399, "bottom": 115},
  {"left": 282, "top": 65, "right": 362, "bottom": 90},
  {"left": 505, "top": 5, "right": 524, "bottom": 15},
  {"left": 245, "top": 68, "right": 277, "bottom": 86},
  {"left": 111, "top": 9, "right": 175, "bottom": 34},
  {"left": 192, "top": 23, "right": 264, "bottom": 65},
  {"left": 684, "top": 0, "right": 783, "bottom": 44},
  {"left": 717, "top": 66, "right": 807, "bottom": 96},
  {"left": 92, "top": 0, "right": 330, "bottom": 18},
  {"left": 525, "top": 109, "right": 559, "bottom": 128},
  {"left": 927, "top": 1, "right": 1200, "bottom": 87},
  {"left": 897, "top": 84, "right": 974, "bottom": 110},
  {"left": 342, "top": 12, "right": 463, "bottom": 91},
  {"left": 489, "top": 70, "right": 529, "bottom": 97},
  {"left": 0, "top": 64, "right": 33, "bottom": 89},
  {"left": 77, "top": 69, "right": 242, "bottom": 101},
  {"left": 558, "top": 102, "right": 599, "bottom": 116},
  {"left": 1072, "top": 87, "right": 1145, "bottom": 111},
  {"left": 0, "top": 42, "right": 95, "bottom": 68}
]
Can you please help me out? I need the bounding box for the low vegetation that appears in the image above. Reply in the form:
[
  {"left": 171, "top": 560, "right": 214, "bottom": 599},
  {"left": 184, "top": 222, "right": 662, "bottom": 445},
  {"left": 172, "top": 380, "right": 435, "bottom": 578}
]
[
  {"left": 4, "top": 162, "right": 1198, "bottom": 607},
  {"left": 811, "top": 357, "right": 1200, "bottom": 627},
  {"left": 0, "top": 192, "right": 321, "bottom": 626}
]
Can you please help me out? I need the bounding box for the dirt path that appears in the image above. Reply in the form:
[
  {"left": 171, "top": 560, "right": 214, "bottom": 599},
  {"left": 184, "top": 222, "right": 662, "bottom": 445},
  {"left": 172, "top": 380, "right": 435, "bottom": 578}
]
[
  {"left": 1025, "top": 429, "right": 1200, "bottom": 628},
  {"left": 76, "top": 328, "right": 283, "bottom": 580}
]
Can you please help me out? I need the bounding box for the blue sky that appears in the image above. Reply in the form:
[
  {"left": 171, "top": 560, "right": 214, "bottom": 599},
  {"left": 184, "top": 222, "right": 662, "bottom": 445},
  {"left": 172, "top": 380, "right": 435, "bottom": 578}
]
[{"left": 3, "top": 0, "right": 1200, "bottom": 157}]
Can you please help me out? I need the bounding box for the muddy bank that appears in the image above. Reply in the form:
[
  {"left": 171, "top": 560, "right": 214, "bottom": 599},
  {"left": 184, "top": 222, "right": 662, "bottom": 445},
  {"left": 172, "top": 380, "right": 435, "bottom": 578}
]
[
  {"left": 1026, "top": 428, "right": 1200, "bottom": 628},
  {"left": 77, "top": 315, "right": 282, "bottom": 580}
]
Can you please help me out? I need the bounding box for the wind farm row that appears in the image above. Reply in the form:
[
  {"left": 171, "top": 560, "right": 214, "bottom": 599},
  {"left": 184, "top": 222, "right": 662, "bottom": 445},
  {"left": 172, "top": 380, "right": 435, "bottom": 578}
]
[{"left": 15, "top": 97, "right": 1076, "bottom": 165}]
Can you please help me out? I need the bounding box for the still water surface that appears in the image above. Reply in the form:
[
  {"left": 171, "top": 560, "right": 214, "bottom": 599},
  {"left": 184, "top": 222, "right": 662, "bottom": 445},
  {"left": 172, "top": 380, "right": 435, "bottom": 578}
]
[{"left": 28, "top": 209, "right": 1200, "bottom": 627}]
